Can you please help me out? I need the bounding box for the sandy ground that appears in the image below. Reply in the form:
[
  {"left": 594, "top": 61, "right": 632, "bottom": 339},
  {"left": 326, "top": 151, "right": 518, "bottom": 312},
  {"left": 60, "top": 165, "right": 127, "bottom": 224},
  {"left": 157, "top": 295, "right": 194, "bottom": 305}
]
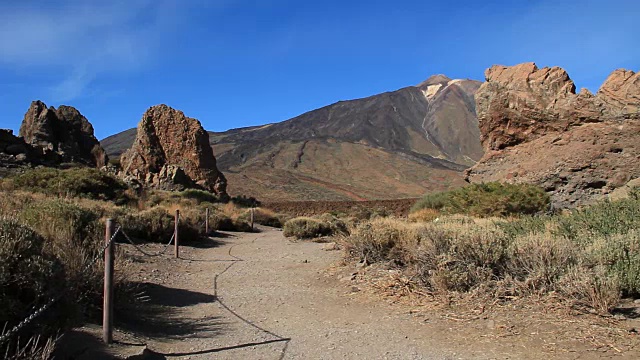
[{"left": 54, "top": 226, "right": 640, "bottom": 359}]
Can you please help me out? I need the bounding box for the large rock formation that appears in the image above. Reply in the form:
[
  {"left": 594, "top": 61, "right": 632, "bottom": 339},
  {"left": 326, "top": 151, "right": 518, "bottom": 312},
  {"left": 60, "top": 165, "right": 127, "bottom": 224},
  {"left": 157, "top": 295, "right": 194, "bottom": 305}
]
[
  {"left": 467, "top": 63, "right": 640, "bottom": 208},
  {"left": 19, "top": 100, "right": 108, "bottom": 167},
  {"left": 120, "top": 105, "right": 228, "bottom": 197}
]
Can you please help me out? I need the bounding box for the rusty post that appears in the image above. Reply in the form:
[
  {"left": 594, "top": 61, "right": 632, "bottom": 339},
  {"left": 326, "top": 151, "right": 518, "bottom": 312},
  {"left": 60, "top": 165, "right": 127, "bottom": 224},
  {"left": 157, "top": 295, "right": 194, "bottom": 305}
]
[
  {"left": 175, "top": 209, "right": 180, "bottom": 258},
  {"left": 250, "top": 207, "right": 255, "bottom": 231},
  {"left": 205, "top": 207, "right": 209, "bottom": 235},
  {"left": 103, "top": 218, "right": 115, "bottom": 344}
]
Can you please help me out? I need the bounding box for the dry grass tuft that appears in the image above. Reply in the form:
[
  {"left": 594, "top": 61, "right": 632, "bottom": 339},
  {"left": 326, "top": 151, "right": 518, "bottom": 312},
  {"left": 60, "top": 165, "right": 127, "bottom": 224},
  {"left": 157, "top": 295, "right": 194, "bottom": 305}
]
[
  {"left": 408, "top": 208, "right": 440, "bottom": 223},
  {"left": 342, "top": 194, "right": 640, "bottom": 314}
]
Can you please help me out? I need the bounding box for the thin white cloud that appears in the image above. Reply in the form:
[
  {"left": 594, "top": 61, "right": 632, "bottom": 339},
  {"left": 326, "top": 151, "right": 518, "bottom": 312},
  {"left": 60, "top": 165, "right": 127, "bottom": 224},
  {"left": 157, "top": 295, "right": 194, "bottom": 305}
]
[{"left": 0, "top": 0, "right": 186, "bottom": 101}]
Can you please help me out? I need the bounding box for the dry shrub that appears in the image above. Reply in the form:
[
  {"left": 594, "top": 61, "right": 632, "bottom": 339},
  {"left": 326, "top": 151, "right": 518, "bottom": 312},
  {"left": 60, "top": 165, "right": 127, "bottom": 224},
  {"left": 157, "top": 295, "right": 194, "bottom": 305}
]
[
  {"left": 507, "top": 233, "right": 576, "bottom": 292},
  {"left": 0, "top": 219, "right": 67, "bottom": 343},
  {"left": 118, "top": 207, "right": 175, "bottom": 243},
  {"left": 1, "top": 335, "right": 57, "bottom": 360},
  {"left": 283, "top": 217, "right": 332, "bottom": 239},
  {"left": 583, "top": 231, "right": 640, "bottom": 296},
  {"left": 3, "top": 167, "right": 132, "bottom": 205},
  {"left": 558, "top": 266, "right": 621, "bottom": 314},
  {"left": 316, "top": 213, "right": 349, "bottom": 236},
  {"left": 408, "top": 208, "right": 440, "bottom": 223},
  {"left": 342, "top": 195, "right": 639, "bottom": 312},
  {"left": 208, "top": 213, "right": 253, "bottom": 232},
  {"left": 238, "top": 208, "right": 286, "bottom": 228},
  {"left": 16, "top": 200, "right": 110, "bottom": 317}
]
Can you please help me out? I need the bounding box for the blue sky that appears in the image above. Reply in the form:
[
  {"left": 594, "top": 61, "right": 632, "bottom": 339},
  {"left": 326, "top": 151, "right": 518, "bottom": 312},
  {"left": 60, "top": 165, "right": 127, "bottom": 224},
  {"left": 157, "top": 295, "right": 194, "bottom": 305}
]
[{"left": 0, "top": 0, "right": 638, "bottom": 139}]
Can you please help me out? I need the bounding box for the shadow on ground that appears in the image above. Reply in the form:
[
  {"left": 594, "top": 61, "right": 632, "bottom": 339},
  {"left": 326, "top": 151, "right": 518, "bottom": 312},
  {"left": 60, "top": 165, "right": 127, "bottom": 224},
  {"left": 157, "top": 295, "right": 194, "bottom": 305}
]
[
  {"left": 116, "top": 282, "right": 225, "bottom": 339},
  {"left": 186, "top": 236, "right": 227, "bottom": 248},
  {"left": 52, "top": 329, "right": 119, "bottom": 360}
]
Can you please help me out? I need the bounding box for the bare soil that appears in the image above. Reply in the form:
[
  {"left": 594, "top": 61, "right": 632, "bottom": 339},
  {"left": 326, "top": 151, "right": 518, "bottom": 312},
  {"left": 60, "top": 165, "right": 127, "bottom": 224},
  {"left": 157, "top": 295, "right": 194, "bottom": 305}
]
[{"left": 54, "top": 227, "right": 640, "bottom": 359}]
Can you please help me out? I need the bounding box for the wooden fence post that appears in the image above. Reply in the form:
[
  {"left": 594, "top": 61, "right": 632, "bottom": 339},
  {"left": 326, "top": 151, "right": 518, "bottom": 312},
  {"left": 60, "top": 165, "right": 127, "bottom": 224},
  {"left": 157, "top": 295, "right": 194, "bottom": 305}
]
[
  {"left": 250, "top": 207, "right": 255, "bottom": 231},
  {"left": 175, "top": 210, "right": 180, "bottom": 258},
  {"left": 103, "top": 218, "right": 115, "bottom": 344},
  {"left": 205, "top": 207, "right": 209, "bottom": 235}
]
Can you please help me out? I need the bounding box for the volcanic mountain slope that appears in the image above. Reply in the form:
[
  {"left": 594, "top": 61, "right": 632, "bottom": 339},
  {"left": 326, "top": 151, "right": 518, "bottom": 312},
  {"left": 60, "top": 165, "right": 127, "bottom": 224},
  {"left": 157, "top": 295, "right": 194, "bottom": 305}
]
[{"left": 102, "top": 75, "right": 482, "bottom": 200}]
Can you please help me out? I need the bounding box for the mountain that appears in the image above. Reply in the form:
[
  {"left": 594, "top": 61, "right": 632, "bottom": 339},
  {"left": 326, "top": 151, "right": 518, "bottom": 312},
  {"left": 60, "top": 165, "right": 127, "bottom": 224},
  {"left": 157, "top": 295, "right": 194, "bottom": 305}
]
[{"left": 102, "top": 75, "right": 483, "bottom": 200}]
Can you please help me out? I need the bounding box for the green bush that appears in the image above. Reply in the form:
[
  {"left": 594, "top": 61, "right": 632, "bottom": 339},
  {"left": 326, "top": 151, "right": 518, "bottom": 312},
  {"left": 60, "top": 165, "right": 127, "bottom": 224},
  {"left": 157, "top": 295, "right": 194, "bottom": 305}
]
[
  {"left": 555, "top": 197, "right": 640, "bottom": 242},
  {"left": 6, "top": 167, "right": 131, "bottom": 204},
  {"left": 283, "top": 217, "right": 332, "bottom": 239},
  {"left": 584, "top": 231, "right": 640, "bottom": 296},
  {"left": 180, "top": 189, "right": 218, "bottom": 204},
  {"left": 230, "top": 195, "right": 261, "bottom": 207},
  {"left": 412, "top": 182, "right": 550, "bottom": 217},
  {"left": 118, "top": 208, "right": 175, "bottom": 243}
]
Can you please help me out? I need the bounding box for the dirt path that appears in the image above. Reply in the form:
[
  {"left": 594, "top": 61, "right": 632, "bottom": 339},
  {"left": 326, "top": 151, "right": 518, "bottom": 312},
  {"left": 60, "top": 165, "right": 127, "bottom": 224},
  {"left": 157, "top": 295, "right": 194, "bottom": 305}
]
[{"left": 55, "top": 227, "right": 640, "bottom": 359}]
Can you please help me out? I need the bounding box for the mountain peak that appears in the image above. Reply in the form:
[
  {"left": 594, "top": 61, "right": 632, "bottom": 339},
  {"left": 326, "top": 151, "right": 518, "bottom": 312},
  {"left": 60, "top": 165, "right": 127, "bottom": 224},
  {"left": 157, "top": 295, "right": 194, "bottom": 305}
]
[{"left": 418, "top": 74, "right": 452, "bottom": 87}]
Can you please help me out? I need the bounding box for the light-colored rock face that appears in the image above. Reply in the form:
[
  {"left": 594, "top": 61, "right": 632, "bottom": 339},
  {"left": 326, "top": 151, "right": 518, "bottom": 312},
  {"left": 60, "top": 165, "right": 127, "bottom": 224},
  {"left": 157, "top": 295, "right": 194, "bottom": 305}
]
[
  {"left": 597, "top": 69, "right": 640, "bottom": 117},
  {"left": 467, "top": 62, "right": 640, "bottom": 208},
  {"left": 18, "top": 100, "right": 108, "bottom": 167},
  {"left": 120, "top": 104, "right": 228, "bottom": 197},
  {"left": 476, "top": 63, "right": 640, "bottom": 152},
  {"left": 475, "top": 63, "right": 605, "bottom": 151}
]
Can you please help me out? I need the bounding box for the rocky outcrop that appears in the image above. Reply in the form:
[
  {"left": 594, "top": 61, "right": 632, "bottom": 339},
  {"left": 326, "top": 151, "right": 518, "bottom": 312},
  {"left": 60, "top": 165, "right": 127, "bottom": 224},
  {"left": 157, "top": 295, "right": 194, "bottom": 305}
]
[
  {"left": 19, "top": 101, "right": 108, "bottom": 167},
  {"left": 120, "top": 105, "right": 228, "bottom": 197},
  {"left": 0, "top": 129, "right": 33, "bottom": 170},
  {"left": 597, "top": 69, "right": 640, "bottom": 118},
  {"left": 467, "top": 63, "right": 640, "bottom": 208}
]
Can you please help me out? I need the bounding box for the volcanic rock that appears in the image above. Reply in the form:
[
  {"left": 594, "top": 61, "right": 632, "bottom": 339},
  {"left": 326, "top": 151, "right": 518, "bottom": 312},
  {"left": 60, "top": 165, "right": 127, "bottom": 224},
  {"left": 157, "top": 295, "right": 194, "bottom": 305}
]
[
  {"left": 597, "top": 69, "right": 640, "bottom": 118},
  {"left": 467, "top": 63, "right": 640, "bottom": 208},
  {"left": 0, "top": 129, "right": 34, "bottom": 172},
  {"left": 120, "top": 105, "right": 228, "bottom": 197},
  {"left": 19, "top": 100, "right": 108, "bottom": 167}
]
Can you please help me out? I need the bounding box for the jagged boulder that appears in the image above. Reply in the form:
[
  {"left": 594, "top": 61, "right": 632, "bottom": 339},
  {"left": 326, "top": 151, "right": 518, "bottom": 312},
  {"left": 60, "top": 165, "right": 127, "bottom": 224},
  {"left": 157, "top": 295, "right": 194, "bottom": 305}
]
[
  {"left": 474, "top": 62, "right": 606, "bottom": 150},
  {"left": 19, "top": 101, "right": 108, "bottom": 167},
  {"left": 120, "top": 104, "right": 228, "bottom": 198},
  {"left": 467, "top": 63, "right": 640, "bottom": 208}
]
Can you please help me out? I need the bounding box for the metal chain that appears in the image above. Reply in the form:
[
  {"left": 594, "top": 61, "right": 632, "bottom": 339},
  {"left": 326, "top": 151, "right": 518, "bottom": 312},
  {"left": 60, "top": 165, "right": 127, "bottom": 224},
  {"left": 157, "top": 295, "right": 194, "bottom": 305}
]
[
  {"left": 0, "top": 226, "right": 122, "bottom": 345},
  {"left": 119, "top": 228, "right": 174, "bottom": 257}
]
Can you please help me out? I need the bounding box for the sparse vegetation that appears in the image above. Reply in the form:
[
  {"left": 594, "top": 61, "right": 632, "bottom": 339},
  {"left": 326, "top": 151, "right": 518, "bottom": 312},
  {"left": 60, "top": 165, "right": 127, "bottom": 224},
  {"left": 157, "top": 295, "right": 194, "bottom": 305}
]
[
  {"left": 179, "top": 189, "right": 218, "bottom": 204},
  {"left": 1, "top": 167, "right": 131, "bottom": 204},
  {"left": 411, "top": 182, "right": 550, "bottom": 217},
  {"left": 283, "top": 217, "right": 332, "bottom": 239},
  {"left": 237, "top": 207, "right": 289, "bottom": 228},
  {"left": 343, "top": 194, "right": 640, "bottom": 314},
  {"left": 0, "top": 166, "right": 261, "bottom": 355},
  {"left": 283, "top": 214, "right": 349, "bottom": 240}
]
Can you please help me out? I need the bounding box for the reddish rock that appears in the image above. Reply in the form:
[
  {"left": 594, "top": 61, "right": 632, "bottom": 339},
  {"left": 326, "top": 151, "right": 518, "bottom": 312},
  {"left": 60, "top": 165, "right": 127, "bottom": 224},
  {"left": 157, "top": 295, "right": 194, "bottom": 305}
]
[
  {"left": 120, "top": 104, "right": 228, "bottom": 197},
  {"left": 475, "top": 63, "right": 604, "bottom": 151},
  {"left": 467, "top": 63, "right": 640, "bottom": 208},
  {"left": 19, "top": 100, "right": 108, "bottom": 167},
  {"left": 597, "top": 69, "right": 640, "bottom": 118}
]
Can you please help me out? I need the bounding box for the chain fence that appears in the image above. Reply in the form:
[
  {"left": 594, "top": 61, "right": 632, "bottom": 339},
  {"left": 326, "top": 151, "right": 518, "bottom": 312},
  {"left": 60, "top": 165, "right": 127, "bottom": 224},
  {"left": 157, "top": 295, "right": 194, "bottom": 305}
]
[
  {"left": 119, "top": 229, "right": 175, "bottom": 257},
  {"left": 1, "top": 210, "right": 211, "bottom": 347}
]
